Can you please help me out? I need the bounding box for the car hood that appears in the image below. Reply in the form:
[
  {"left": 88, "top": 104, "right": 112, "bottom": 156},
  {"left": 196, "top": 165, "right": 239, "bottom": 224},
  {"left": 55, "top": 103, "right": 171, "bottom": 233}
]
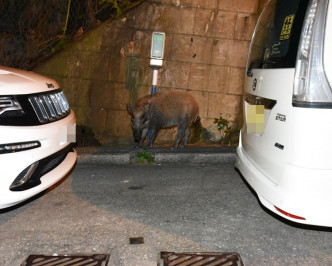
[{"left": 0, "top": 66, "right": 60, "bottom": 95}]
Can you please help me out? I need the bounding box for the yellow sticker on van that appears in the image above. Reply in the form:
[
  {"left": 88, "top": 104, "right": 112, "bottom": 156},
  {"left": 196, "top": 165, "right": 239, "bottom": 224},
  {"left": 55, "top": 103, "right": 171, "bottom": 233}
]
[
  {"left": 247, "top": 105, "right": 264, "bottom": 133},
  {"left": 280, "top": 14, "right": 294, "bottom": 40}
]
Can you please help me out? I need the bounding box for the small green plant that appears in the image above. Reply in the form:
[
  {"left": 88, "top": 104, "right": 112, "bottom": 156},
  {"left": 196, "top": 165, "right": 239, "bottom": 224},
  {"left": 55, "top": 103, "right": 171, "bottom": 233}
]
[
  {"left": 214, "top": 114, "right": 232, "bottom": 145},
  {"left": 99, "top": 0, "right": 123, "bottom": 18},
  {"left": 98, "top": 0, "right": 144, "bottom": 19},
  {"left": 137, "top": 151, "right": 155, "bottom": 163},
  {"left": 52, "top": 0, "right": 71, "bottom": 54}
]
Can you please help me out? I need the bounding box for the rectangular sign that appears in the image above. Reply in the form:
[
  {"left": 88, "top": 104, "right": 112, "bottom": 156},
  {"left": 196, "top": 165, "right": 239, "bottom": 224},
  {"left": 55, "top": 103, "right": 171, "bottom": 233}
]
[{"left": 151, "top": 32, "right": 165, "bottom": 59}]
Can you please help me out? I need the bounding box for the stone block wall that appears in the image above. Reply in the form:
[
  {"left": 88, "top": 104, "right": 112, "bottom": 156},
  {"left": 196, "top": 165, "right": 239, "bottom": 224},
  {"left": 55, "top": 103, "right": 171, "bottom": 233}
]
[{"left": 35, "top": 0, "right": 264, "bottom": 146}]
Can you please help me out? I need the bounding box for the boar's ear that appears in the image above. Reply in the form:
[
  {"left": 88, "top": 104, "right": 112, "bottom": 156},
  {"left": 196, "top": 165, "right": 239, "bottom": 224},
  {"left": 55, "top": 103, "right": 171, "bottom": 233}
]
[
  {"left": 144, "top": 104, "right": 150, "bottom": 112},
  {"left": 127, "top": 104, "right": 133, "bottom": 114}
]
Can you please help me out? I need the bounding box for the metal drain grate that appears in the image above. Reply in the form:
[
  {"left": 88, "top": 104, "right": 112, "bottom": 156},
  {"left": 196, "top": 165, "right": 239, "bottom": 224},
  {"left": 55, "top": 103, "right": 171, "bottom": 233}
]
[
  {"left": 160, "top": 251, "right": 244, "bottom": 266},
  {"left": 21, "top": 253, "right": 110, "bottom": 266}
]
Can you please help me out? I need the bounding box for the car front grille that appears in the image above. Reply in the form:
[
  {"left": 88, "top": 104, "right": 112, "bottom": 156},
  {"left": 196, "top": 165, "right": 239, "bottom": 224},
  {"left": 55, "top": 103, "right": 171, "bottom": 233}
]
[{"left": 29, "top": 90, "right": 70, "bottom": 124}]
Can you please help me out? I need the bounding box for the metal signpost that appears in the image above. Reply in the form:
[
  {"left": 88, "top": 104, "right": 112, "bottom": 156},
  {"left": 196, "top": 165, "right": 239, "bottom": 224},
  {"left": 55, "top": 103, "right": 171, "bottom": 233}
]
[
  {"left": 150, "top": 32, "right": 165, "bottom": 94},
  {"left": 147, "top": 32, "right": 165, "bottom": 144}
]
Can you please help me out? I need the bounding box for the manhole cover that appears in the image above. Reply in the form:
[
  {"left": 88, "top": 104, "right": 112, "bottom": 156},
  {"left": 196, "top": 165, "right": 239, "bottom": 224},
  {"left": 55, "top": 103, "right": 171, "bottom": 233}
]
[
  {"left": 160, "top": 251, "right": 244, "bottom": 266},
  {"left": 21, "top": 253, "right": 110, "bottom": 266}
]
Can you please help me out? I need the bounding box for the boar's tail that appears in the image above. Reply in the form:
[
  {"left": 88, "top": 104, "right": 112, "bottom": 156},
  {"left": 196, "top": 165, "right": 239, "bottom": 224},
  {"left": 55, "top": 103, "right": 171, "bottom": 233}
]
[{"left": 194, "top": 115, "right": 201, "bottom": 124}]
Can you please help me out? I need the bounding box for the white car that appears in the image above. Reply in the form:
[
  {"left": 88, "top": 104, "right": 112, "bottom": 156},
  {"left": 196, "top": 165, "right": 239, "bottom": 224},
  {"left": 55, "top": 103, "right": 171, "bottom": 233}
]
[
  {"left": 0, "top": 66, "right": 77, "bottom": 209},
  {"left": 236, "top": 0, "right": 332, "bottom": 227}
]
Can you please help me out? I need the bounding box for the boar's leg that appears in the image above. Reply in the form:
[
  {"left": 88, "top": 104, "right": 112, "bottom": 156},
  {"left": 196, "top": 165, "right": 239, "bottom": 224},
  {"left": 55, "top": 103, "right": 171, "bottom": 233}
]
[
  {"left": 136, "top": 127, "right": 149, "bottom": 148},
  {"left": 173, "top": 123, "right": 187, "bottom": 149},
  {"left": 146, "top": 127, "right": 159, "bottom": 148},
  {"left": 180, "top": 126, "right": 190, "bottom": 148}
]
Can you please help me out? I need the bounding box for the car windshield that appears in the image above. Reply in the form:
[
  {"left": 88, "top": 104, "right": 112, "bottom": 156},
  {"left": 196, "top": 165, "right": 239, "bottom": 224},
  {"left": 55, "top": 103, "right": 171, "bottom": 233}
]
[{"left": 247, "top": 0, "right": 310, "bottom": 69}]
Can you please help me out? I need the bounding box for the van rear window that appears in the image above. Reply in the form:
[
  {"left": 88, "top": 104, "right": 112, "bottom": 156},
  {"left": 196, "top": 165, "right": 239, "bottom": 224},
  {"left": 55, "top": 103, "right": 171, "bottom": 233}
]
[{"left": 248, "top": 0, "right": 310, "bottom": 69}]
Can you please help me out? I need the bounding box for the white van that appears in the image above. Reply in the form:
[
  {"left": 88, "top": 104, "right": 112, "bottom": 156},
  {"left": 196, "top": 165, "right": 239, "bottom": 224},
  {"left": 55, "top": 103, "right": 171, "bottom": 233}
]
[
  {"left": 0, "top": 66, "right": 76, "bottom": 209},
  {"left": 235, "top": 0, "right": 332, "bottom": 226}
]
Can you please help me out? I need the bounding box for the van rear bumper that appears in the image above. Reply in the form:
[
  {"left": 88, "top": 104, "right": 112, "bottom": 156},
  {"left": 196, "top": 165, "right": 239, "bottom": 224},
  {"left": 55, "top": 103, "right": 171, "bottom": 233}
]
[{"left": 235, "top": 138, "right": 332, "bottom": 227}]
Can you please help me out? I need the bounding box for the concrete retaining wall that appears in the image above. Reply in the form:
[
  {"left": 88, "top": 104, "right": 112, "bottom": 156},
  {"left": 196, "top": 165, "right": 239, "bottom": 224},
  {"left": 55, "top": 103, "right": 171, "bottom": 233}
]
[{"left": 34, "top": 0, "right": 267, "bottom": 146}]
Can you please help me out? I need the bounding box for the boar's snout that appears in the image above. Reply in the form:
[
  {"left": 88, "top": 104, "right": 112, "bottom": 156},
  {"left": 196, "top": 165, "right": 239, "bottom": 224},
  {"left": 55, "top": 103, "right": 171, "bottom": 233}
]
[
  {"left": 130, "top": 113, "right": 149, "bottom": 141},
  {"left": 132, "top": 127, "right": 142, "bottom": 142}
]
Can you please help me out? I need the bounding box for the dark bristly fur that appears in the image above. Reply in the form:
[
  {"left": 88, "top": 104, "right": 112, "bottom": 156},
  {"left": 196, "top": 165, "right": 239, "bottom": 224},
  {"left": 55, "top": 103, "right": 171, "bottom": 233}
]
[{"left": 127, "top": 90, "right": 199, "bottom": 149}]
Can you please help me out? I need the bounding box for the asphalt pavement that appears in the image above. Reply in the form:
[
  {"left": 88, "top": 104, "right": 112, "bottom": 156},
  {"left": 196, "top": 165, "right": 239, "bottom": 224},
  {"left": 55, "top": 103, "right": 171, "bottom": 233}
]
[{"left": 1, "top": 145, "right": 332, "bottom": 266}]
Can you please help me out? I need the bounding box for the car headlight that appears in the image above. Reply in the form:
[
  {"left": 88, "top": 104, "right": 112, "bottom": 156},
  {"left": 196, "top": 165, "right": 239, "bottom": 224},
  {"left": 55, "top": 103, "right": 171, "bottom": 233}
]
[
  {"left": 0, "top": 96, "right": 24, "bottom": 117},
  {"left": 0, "top": 141, "right": 41, "bottom": 154}
]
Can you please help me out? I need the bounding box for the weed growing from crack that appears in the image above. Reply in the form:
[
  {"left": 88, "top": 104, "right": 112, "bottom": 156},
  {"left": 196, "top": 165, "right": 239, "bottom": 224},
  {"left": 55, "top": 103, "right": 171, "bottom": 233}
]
[{"left": 137, "top": 151, "right": 155, "bottom": 163}]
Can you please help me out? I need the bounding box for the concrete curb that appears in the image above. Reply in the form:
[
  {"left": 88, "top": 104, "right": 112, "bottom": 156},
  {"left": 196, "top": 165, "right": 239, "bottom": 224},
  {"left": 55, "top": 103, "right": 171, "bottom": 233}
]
[{"left": 76, "top": 146, "right": 237, "bottom": 164}]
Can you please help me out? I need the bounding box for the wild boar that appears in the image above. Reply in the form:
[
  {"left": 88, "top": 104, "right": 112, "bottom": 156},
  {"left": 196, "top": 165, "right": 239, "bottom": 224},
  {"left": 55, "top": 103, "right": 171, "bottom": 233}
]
[{"left": 127, "top": 90, "right": 199, "bottom": 149}]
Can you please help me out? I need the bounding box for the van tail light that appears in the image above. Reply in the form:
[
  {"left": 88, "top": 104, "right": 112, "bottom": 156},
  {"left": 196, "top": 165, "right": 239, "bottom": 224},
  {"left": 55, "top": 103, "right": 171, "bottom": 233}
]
[
  {"left": 293, "top": 0, "right": 331, "bottom": 107},
  {"left": 274, "top": 206, "right": 306, "bottom": 220}
]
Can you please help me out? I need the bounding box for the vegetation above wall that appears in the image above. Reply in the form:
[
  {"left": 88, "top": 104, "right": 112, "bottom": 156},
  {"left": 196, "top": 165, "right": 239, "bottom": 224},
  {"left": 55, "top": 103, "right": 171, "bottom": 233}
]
[{"left": 0, "top": 0, "right": 144, "bottom": 69}]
